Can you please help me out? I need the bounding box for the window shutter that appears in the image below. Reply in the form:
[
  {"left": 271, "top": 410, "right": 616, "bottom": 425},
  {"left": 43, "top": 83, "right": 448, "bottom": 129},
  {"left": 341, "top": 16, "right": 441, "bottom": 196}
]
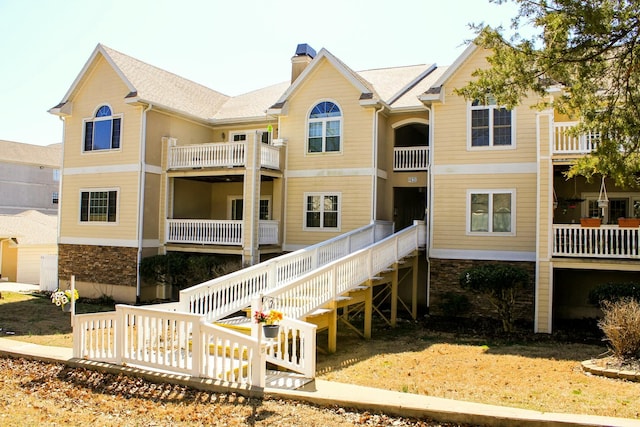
[
  {"left": 80, "top": 192, "right": 89, "bottom": 221},
  {"left": 84, "top": 122, "right": 94, "bottom": 151},
  {"left": 108, "top": 191, "right": 117, "bottom": 222},
  {"left": 111, "top": 118, "right": 121, "bottom": 149}
]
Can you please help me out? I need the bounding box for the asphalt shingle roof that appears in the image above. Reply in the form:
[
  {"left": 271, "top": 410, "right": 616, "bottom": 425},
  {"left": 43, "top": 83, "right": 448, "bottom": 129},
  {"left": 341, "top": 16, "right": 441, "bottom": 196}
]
[{"left": 0, "top": 210, "right": 57, "bottom": 245}]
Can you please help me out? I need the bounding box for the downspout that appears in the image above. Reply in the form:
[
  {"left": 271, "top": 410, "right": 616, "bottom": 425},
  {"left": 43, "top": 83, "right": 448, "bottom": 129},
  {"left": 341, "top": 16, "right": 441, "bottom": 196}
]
[
  {"left": 425, "top": 105, "right": 434, "bottom": 311},
  {"left": 372, "top": 105, "right": 383, "bottom": 223},
  {"left": 136, "top": 103, "right": 153, "bottom": 304},
  {"left": 279, "top": 116, "right": 288, "bottom": 250},
  {"left": 57, "top": 117, "right": 65, "bottom": 246}
]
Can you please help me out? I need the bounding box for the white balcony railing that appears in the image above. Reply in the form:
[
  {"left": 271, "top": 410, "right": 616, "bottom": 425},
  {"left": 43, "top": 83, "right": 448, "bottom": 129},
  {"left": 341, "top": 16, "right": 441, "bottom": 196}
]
[
  {"left": 553, "top": 225, "right": 640, "bottom": 259},
  {"left": 553, "top": 122, "right": 599, "bottom": 154},
  {"left": 393, "top": 146, "right": 429, "bottom": 171},
  {"left": 166, "top": 219, "right": 279, "bottom": 246},
  {"left": 168, "top": 142, "right": 281, "bottom": 170}
]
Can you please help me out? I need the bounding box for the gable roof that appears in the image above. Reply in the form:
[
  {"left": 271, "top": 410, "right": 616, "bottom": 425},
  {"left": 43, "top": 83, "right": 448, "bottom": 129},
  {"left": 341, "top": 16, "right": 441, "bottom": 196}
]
[
  {"left": 51, "top": 44, "right": 231, "bottom": 122},
  {"left": 0, "top": 210, "right": 57, "bottom": 245},
  {"left": 269, "top": 47, "right": 443, "bottom": 113},
  {"left": 0, "top": 140, "right": 62, "bottom": 168},
  {"left": 51, "top": 44, "right": 451, "bottom": 124},
  {"left": 418, "top": 43, "right": 478, "bottom": 102}
]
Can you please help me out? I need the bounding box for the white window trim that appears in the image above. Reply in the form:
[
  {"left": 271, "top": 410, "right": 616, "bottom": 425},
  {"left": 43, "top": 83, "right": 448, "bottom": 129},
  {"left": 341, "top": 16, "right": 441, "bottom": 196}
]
[
  {"left": 466, "top": 101, "right": 516, "bottom": 150},
  {"left": 305, "top": 99, "right": 343, "bottom": 156},
  {"left": 303, "top": 192, "right": 341, "bottom": 231},
  {"left": 229, "top": 129, "right": 273, "bottom": 145},
  {"left": 81, "top": 104, "right": 123, "bottom": 154},
  {"left": 466, "top": 189, "right": 516, "bottom": 235},
  {"left": 227, "top": 195, "right": 272, "bottom": 220},
  {"left": 78, "top": 187, "right": 120, "bottom": 225}
]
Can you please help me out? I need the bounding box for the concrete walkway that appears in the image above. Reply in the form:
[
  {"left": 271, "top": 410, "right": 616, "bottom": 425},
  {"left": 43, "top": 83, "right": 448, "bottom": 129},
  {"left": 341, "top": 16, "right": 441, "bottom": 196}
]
[{"left": 0, "top": 337, "right": 638, "bottom": 426}]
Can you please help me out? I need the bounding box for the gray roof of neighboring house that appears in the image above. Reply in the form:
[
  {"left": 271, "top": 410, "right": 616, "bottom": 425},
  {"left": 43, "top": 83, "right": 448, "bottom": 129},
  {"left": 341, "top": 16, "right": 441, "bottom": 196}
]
[
  {"left": 0, "top": 140, "right": 62, "bottom": 168},
  {"left": 0, "top": 210, "right": 57, "bottom": 245},
  {"left": 53, "top": 44, "right": 449, "bottom": 123}
]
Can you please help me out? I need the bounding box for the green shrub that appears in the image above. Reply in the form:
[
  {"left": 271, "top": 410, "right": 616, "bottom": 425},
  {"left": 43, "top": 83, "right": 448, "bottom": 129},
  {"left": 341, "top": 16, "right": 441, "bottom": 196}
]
[
  {"left": 140, "top": 253, "right": 242, "bottom": 295},
  {"left": 460, "top": 264, "right": 529, "bottom": 332},
  {"left": 588, "top": 282, "right": 640, "bottom": 307},
  {"left": 439, "top": 292, "right": 471, "bottom": 317},
  {"left": 598, "top": 298, "right": 640, "bottom": 359}
]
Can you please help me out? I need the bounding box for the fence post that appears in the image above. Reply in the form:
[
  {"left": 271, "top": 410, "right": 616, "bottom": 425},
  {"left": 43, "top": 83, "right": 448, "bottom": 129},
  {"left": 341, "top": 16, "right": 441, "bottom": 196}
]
[
  {"left": 114, "top": 305, "right": 124, "bottom": 365},
  {"left": 192, "top": 317, "right": 204, "bottom": 377}
]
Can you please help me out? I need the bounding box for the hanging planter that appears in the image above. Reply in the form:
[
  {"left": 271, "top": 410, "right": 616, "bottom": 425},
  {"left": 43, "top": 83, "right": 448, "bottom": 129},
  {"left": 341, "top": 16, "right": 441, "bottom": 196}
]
[
  {"left": 597, "top": 176, "right": 609, "bottom": 209},
  {"left": 262, "top": 324, "right": 280, "bottom": 339}
]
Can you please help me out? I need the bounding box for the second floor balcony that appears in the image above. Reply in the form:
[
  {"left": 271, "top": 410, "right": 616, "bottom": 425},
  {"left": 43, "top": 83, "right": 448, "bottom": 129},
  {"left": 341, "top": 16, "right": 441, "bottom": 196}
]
[
  {"left": 166, "top": 219, "right": 279, "bottom": 246},
  {"left": 393, "top": 146, "right": 429, "bottom": 171},
  {"left": 553, "top": 122, "right": 599, "bottom": 155},
  {"left": 168, "top": 142, "right": 281, "bottom": 171}
]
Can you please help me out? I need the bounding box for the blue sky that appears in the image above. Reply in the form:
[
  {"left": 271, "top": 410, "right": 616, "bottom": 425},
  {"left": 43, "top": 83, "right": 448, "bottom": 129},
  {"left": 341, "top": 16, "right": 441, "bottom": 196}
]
[{"left": 0, "top": 0, "right": 518, "bottom": 146}]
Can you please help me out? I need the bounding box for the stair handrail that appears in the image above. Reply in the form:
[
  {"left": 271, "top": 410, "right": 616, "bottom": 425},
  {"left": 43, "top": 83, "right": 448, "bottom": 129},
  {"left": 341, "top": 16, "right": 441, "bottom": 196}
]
[
  {"left": 251, "top": 225, "right": 419, "bottom": 322},
  {"left": 178, "top": 221, "right": 394, "bottom": 322}
]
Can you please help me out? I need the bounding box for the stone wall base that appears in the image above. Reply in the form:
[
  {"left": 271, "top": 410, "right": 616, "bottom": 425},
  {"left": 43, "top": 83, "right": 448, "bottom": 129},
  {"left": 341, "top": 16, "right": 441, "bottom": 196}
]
[{"left": 429, "top": 258, "right": 536, "bottom": 324}]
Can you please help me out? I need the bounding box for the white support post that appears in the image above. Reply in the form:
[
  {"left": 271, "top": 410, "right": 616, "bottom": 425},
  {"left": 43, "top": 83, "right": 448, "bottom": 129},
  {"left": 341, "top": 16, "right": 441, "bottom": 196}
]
[
  {"left": 114, "top": 305, "right": 125, "bottom": 365},
  {"left": 192, "top": 317, "right": 204, "bottom": 377}
]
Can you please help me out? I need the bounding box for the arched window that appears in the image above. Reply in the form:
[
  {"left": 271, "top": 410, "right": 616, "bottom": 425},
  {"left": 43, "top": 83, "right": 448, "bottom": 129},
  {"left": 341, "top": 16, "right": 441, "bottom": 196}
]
[
  {"left": 83, "top": 105, "right": 121, "bottom": 152},
  {"left": 307, "top": 101, "right": 341, "bottom": 153}
]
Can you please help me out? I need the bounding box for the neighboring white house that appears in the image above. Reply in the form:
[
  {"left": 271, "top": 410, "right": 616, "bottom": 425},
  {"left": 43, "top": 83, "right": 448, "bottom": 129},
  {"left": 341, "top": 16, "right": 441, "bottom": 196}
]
[
  {"left": 0, "top": 210, "right": 58, "bottom": 284},
  {"left": 0, "top": 139, "right": 62, "bottom": 215}
]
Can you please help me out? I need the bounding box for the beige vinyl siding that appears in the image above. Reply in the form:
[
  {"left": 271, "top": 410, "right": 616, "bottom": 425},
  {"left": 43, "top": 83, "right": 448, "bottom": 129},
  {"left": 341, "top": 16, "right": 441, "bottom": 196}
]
[
  {"left": 145, "top": 110, "right": 215, "bottom": 167},
  {"left": 433, "top": 48, "right": 539, "bottom": 166},
  {"left": 431, "top": 173, "right": 537, "bottom": 253},
  {"left": 281, "top": 59, "right": 374, "bottom": 172},
  {"left": 63, "top": 56, "right": 142, "bottom": 169},
  {"left": 60, "top": 173, "right": 139, "bottom": 240},
  {"left": 143, "top": 173, "right": 160, "bottom": 240},
  {"left": 285, "top": 176, "right": 372, "bottom": 246}
]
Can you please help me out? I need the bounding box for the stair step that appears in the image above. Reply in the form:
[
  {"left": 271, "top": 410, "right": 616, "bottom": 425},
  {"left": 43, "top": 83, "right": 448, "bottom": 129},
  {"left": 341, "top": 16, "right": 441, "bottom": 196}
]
[
  {"left": 307, "top": 308, "right": 331, "bottom": 318},
  {"left": 335, "top": 296, "right": 352, "bottom": 302},
  {"left": 350, "top": 285, "right": 368, "bottom": 291}
]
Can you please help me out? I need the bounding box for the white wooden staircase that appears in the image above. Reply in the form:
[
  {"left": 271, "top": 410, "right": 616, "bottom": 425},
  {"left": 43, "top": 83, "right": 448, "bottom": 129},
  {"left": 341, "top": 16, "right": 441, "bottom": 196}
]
[{"left": 72, "top": 221, "right": 425, "bottom": 389}]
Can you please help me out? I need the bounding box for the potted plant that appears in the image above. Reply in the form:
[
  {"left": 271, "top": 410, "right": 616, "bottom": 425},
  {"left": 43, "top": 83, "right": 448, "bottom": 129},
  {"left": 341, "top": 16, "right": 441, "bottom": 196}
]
[
  {"left": 254, "top": 309, "right": 283, "bottom": 338},
  {"left": 50, "top": 288, "right": 79, "bottom": 312}
]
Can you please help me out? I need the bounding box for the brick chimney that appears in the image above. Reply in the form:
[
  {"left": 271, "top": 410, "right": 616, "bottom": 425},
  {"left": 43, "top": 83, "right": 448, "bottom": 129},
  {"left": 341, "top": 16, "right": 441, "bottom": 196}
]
[{"left": 291, "top": 43, "right": 316, "bottom": 83}]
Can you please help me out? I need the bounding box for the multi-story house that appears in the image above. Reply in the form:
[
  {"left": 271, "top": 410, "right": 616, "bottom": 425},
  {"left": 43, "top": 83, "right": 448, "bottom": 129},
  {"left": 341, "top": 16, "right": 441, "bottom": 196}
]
[
  {"left": 0, "top": 140, "right": 61, "bottom": 215},
  {"left": 50, "top": 42, "right": 639, "bottom": 333}
]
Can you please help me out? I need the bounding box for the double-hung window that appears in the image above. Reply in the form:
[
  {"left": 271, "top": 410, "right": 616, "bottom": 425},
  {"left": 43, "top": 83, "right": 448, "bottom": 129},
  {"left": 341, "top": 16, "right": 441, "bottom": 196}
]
[
  {"left": 304, "top": 193, "right": 340, "bottom": 230},
  {"left": 80, "top": 190, "right": 118, "bottom": 223},
  {"left": 83, "top": 105, "right": 121, "bottom": 152},
  {"left": 308, "top": 101, "right": 341, "bottom": 153},
  {"left": 468, "top": 190, "right": 514, "bottom": 234},
  {"left": 469, "top": 98, "right": 513, "bottom": 148}
]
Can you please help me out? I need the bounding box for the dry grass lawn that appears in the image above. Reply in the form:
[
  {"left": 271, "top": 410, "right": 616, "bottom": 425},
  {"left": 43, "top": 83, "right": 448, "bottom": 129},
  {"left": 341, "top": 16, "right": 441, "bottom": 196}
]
[{"left": 2, "top": 291, "right": 640, "bottom": 422}]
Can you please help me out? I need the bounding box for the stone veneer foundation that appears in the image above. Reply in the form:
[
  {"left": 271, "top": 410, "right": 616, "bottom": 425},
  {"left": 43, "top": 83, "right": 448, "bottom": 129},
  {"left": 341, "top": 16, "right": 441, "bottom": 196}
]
[
  {"left": 429, "top": 258, "right": 536, "bottom": 323},
  {"left": 58, "top": 244, "right": 138, "bottom": 287}
]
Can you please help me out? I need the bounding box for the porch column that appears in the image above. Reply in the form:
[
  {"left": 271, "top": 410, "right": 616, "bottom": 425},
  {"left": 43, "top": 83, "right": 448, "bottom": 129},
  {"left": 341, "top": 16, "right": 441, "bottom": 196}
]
[{"left": 242, "top": 132, "right": 261, "bottom": 266}]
